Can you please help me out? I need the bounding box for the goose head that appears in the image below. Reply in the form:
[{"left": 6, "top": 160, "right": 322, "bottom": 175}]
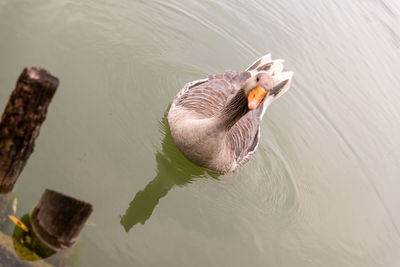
[
  {"left": 217, "top": 70, "right": 293, "bottom": 131},
  {"left": 244, "top": 72, "right": 293, "bottom": 110}
]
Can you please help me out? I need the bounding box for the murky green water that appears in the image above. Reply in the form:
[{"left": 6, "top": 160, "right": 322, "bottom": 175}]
[{"left": 1, "top": 0, "right": 400, "bottom": 266}]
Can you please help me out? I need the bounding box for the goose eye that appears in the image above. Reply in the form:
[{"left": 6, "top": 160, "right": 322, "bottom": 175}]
[{"left": 256, "top": 77, "right": 259, "bottom": 82}]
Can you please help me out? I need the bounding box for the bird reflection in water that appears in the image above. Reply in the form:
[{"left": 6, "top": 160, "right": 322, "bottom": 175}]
[{"left": 120, "top": 112, "right": 218, "bottom": 232}]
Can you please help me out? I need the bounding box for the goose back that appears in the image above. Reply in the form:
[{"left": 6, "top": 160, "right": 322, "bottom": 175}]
[{"left": 170, "top": 70, "right": 264, "bottom": 171}]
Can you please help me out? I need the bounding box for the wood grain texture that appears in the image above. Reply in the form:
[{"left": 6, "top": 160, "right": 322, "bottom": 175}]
[
  {"left": 0, "top": 67, "right": 59, "bottom": 193},
  {"left": 31, "top": 189, "right": 93, "bottom": 250}
]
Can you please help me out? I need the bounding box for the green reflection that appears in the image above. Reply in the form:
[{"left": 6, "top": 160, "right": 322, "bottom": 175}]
[
  {"left": 120, "top": 112, "right": 218, "bottom": 232},
  {"left": 12, "top": 214, "right": 56, "bottom": 261}
]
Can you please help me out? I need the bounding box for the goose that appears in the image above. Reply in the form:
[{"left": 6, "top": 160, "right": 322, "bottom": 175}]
[{"left": 168, "top": 54, "right": 293, "bottom": 174}]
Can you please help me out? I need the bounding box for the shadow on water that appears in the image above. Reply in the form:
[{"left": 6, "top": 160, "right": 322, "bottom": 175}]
[{"left": 120, "top": 111, "right": 218, "bottom": 232}]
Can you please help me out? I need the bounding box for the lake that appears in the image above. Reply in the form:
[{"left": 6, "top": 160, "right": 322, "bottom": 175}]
[{"left": 0, "top": 0, "right": 400, "bottom": 266}]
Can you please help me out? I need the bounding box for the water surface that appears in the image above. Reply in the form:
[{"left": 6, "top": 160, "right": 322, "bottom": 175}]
[{"left": 1, "top": 0, "right": 400, "bottom": 266}]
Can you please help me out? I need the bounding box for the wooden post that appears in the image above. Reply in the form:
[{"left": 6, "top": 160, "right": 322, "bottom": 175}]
[
  {"left": 0, "top": 67, "right": 59, "bottom": 193},
  {"left": 31, "top": 189, "right": 93, "bottom": 250},
  {"left": 0, "top": 194, "right": 10, "bottom": 230}
]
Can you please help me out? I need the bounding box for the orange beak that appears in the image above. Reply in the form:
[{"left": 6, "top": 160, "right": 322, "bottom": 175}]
[{"left": 248, "top": 85, "right": 267, "bottom": 110}]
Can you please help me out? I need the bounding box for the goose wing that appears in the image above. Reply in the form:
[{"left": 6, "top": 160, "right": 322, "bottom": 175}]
[{"left": 172, "top": 71, "right": 251, "bottom": 119}]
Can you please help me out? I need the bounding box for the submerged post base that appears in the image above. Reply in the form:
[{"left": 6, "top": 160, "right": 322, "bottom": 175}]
[{"left": 31, "top": 189, "right": 93, "bottom": 250}]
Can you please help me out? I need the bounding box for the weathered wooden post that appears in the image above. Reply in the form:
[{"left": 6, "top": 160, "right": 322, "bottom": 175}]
[
  {"left": 0, "top": 194, "right": 10, "bottom": 229},
  {"left": 0, "top": 67, "right": 59, "bottom": 193},
  {"left": 30, "top": 189, "right": 93, "bottom": 250}
]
